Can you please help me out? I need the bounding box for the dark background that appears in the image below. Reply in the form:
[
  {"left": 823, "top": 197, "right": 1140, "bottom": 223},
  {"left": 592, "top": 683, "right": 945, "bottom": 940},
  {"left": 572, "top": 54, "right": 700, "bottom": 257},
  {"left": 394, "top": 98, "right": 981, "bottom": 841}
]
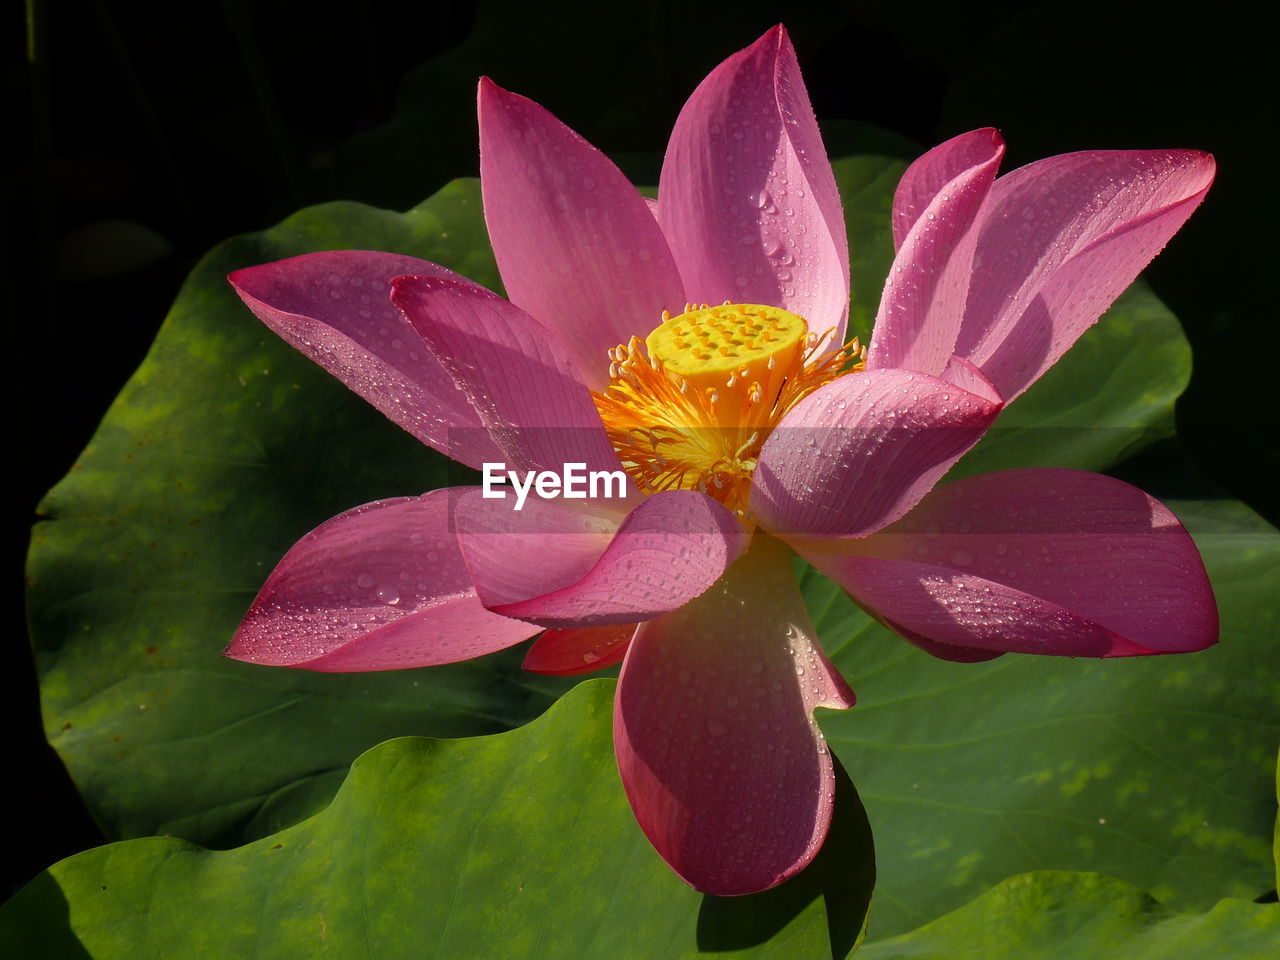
[{"left": 8, "top": 0, "right": 1276, "bottom": 898}]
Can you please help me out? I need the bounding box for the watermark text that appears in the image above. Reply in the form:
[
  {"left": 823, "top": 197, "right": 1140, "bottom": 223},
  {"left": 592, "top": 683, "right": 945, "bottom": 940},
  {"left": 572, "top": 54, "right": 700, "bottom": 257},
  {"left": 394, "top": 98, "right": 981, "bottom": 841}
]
[{"left": 481, "top": 462, "right": 628, "bottom": 510}]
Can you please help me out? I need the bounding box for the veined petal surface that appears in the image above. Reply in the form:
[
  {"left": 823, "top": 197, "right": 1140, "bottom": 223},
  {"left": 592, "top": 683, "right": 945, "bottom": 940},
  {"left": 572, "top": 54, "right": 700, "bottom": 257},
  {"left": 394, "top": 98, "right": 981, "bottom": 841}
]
[
  {"left": 799, "top": 468, "right": 1218, "bottom": 657},
  {"left": 868, "top": 129, "right": 1005, "bottom": 376},
  {"left": 751, "top": 367, "right": 1002, "bottom": 538},
  {"left": 454, "top": 491, "right": 622, "bottom": 608},
  {"left": 615, "top": 535, "right": 855, "bottom": 896},
  {"left": 495, "top": 491, "right": 747, "bottom": 627},
  {"left": 228, "top": 251, "right": 503, "bottom": 470},
  {"left": 890, "top": 128, "right": 1006, "bottom": 250},
  {"left": 226, "top": 490, "right": 538, "bottom": 671},
  {"left": 458, "top": 490, "right": 748, "bottom": 628},
  {"left": 391, "top": 274, "right": 623, "bottom": 476},
  {"left": 658, "top": 25, "right": 849, "bottom": 340},
  {"left": 957, "top": 149, "right": 1215, "bottom": 401},
  {"left": 479, "top": 78, "right": 685, "bottom": 388}
]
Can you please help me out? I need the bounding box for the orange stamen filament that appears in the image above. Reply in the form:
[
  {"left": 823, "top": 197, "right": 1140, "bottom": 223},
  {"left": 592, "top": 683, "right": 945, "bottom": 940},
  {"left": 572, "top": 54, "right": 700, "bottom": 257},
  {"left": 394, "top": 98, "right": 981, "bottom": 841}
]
[{"left": 593, "top": 303, "right": 864, "bottom": 523}]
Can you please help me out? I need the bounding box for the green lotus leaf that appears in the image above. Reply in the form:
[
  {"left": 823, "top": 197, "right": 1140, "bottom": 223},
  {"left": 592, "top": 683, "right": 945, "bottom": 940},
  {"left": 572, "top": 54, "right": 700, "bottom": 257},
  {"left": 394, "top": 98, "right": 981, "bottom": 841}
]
[
  {"left": 858, "top": 871, "right": 1279, "bottom": 960},
  {"left": 813, "top": 498, "right": 1280, "bottom": 937},
  {"left": 1, "top": 681, "right": 875, "bottom": 960}
]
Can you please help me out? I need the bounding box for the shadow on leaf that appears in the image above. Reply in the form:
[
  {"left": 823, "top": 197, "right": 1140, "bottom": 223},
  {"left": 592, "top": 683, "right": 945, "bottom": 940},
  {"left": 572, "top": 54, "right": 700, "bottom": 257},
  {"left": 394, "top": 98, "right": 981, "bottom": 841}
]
[{"left": 697, "top": 750, "right": 874, "bottom": 960}]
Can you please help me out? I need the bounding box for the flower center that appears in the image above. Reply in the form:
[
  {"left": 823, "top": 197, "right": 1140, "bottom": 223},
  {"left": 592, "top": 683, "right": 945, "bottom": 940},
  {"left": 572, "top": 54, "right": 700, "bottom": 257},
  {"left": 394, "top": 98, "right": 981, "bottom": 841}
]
[
  {"left": 645, "top": 303, "right": 809, "bottom": 414},
  {"left": 593, "top": 302, "right": 864, "bottom": 522}
]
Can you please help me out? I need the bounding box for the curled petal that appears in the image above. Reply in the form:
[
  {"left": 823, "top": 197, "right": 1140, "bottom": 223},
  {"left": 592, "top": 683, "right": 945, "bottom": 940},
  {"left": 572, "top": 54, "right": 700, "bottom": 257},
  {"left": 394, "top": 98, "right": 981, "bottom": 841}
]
[
  {"left": 615, "top": 535, "right": 855, "bottom": 896},
  {"left": 494, "top": 491, "right": 748, "bottom": 627},
  {"left": 479, "top": 78, "right": 685, "bottom": 388},
  {"left": 868, "top": 129, "right": 1005, "bottom": 376},
  {"left": 228, "top": 251, "right": 502, "bottom": 470},
  {"left": 658, "top": 25, "right": 849, "bottom": 339},
  {"left": 798, "top": 468, "right": 1218, "bottom": 657},
  {"left": 454, "top": 492, "right": 621, "bottom": 607},
  {"left": 391, "top": 274, "right": 624, "bottom": 477},
  {"left": 226, "top": 489, "right": 538, "bottom": 671},
  {"left": 457, "top": 489, "right": 748, "bottom": 628},
  {"left": 938, "top": 354, "right": 1002, "bottom": 403},
  {"left": 751, "top": 367, "right": 1002, "bottom": 538},
  {"left": 890, "top": 128, "right": 1005, "bottom": 250},
  {"left": 522, "top": 624, "right": 636, "bottom": 675},
  {"left": 958, "top": 149, "right": 1215, "bottom": 401}
]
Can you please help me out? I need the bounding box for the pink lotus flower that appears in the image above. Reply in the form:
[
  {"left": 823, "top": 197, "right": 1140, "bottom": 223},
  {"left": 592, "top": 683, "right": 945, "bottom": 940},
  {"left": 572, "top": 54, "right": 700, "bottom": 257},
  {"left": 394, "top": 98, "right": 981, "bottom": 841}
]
[{"left": 225, "top": 26, "right": 1217, "bottom": 896}]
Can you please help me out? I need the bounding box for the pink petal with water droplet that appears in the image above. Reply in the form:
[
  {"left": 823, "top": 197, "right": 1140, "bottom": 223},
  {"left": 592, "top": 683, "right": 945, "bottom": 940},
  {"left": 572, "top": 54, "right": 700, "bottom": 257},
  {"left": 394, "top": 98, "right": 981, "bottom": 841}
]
[
  {"left": 228, "top": 251, "right": 503, "bottom": 470},
  {"left": 658, "top": 25, "right": 848, "bottom": 340},
  {"left": 938, "top": 355, "right": 1002, "bottom": 403},
  {"left": 391, "top": 274, "right": 625, "bottom": 478},
  {"left": 479, "top": 78, "right": 685, "bottom": 388},
  {"left": 751, "top": 368, "right": 1002, "bottom": 538},
  {"left": 226, "top": 489, "right": 538, "bottom": 671},
  {"left": 522, "top": 624, "right": 636, "bottom": 675},
  {"left": 455, "top": 491, "right": 626, "bottom": 608},
  {"left": 496, "top": 490, "right": 747, "bottom": 627},
  {"left": 615, "top": 535, "right": 854, "bottom": 896},
  {"left": 798, "top": 468, "right": 1218, "bottom": 657},
  {"left": 868, "top": 128, "right": 1004, "bottom": 376},
  {"left": 890, "top": 128, "right": 1005, "bottom": 251},
  {"left": 958, "top": 149, "right": 1214, "bottom": 401},
  {"left": 457, "top": 489, "right": 747, "bottom": 628}
]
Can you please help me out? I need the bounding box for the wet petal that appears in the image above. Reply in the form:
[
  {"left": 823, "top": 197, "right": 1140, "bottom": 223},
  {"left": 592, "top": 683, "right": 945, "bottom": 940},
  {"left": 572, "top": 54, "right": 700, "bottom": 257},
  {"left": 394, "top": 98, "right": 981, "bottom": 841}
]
[
  {"left": 226, "top": 489, "right": 538, "bottom": 671},
  {"left": 228, "top": 251, "right": 502, "bottom": 470},
  {"left": 957, "top": 149, "right": 1215, "bottom": 401},
  {"left": 868, "top": 129, "right": 1005, "bottom": 376},
  {"left": 615, "top": 535, "right": 854, "bottom": 895},
  {"left": 798, "top": 468, "right": 1218, "bottom": 657},
  {"left": 890, "top": 128, "right": 1005, "bottom": 250},
  {"left": 522, "top": 624, "right": 636, "bottom": 675},
  {"left": 457, "top": 489, "right": 748, "bottom": 628},
  {"left": 479, "top": 78, "right": 685, "bottom": 388},
  {"left": 658, "top": 25, "right": 848, "bottom": 339},
  {"left": 751, "top": 367, "right": 1002, "bottom": 538},
  {"left": 454, "top": 491, "right": 622, "bottom": 608},
  {"left": 391, "top": 274, "right": 624, "bottom": 477}
]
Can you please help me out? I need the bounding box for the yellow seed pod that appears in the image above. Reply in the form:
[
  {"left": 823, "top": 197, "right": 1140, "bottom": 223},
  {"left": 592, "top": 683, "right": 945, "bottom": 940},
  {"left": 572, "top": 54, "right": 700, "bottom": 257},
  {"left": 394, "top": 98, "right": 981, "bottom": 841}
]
[{"left": 645, "top": 303, "right": 808, "bottom": 419}]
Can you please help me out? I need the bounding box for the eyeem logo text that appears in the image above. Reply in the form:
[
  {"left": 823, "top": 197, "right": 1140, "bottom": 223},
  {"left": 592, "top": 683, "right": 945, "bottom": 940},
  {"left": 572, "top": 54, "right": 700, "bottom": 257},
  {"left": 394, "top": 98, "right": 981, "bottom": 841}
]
[{"left": 482, "top": 462, "right": 628, "bottom": 511}]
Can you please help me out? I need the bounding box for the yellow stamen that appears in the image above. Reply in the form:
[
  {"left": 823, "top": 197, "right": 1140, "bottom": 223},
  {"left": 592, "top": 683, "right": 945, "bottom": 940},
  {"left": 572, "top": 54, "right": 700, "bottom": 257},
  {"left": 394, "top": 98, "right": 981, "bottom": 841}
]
[{"left": 593, "top": 302, "right": 864, "bottom": 522}]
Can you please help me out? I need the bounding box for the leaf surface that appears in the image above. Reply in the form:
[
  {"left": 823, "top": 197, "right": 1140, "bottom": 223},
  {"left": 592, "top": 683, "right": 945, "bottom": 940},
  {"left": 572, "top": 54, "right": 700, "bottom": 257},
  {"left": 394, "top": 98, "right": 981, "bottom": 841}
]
[{"left": 1, "top": 682, "right": 875, "bottom": 960}]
